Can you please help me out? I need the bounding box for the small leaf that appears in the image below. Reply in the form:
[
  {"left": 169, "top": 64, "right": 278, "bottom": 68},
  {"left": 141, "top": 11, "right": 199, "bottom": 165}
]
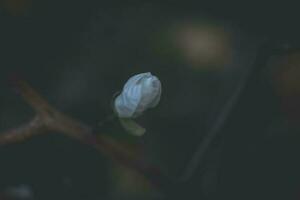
[{"left": 119, "top": 118, "right": 146, "bottom": 136}]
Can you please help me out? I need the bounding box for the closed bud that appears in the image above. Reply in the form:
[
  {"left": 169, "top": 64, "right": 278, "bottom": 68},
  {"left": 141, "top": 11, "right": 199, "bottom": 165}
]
[{"left": 114, "top": 72, "right": 161, "bottom": 118}]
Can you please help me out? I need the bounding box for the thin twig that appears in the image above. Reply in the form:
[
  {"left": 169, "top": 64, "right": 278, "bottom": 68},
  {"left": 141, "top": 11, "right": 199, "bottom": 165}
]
[
  {"left": 0, "top": 116, "right": 45, "bottom": 145},
  {"left": 0, "top": 79, "right": 172, "bottom": 192}
]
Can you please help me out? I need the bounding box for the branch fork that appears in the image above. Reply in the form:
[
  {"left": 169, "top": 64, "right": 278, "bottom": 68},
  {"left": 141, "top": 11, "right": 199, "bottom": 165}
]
[{"left": 0, "top": 79, "right": 172, "bottom": 191}]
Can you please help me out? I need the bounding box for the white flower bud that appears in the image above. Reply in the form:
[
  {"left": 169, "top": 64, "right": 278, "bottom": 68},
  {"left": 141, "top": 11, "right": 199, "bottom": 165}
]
[{"left": 114, "top": 72, "right": 161, "bottom": 118}]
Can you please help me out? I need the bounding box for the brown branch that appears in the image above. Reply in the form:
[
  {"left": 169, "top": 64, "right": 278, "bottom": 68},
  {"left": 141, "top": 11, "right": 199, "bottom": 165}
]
[
  {"left": 0, "top": 80, "right": 172, "bottom": 192},
  {"left": 16, "top": 80, "right": 56, "bottom": 117},
  {"left": 0, "top": 116, "right": 46, "bottom": 145}
]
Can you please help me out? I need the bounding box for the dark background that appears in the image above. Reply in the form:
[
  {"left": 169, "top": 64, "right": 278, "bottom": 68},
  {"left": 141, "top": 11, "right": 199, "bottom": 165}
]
[{"left": 0, "top": 1, "right": 300, "bottom": 199}]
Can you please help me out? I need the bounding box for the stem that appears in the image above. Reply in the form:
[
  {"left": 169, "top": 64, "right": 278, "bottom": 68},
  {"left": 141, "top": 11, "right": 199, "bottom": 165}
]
[{"left": 0, "top": 79, "right": 173, "bottom": 192}]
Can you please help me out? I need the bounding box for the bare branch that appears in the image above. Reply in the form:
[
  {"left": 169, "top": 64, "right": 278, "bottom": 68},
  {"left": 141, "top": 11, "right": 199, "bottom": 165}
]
[
  {"left": 0, "top": 116, "right": 46, "bottom": 145},
  {"left": 14, "top": 79, "right": 56, "bottom": 117},
  {"left": 0, "top": 80, "right": 172, "bottom": 191}
]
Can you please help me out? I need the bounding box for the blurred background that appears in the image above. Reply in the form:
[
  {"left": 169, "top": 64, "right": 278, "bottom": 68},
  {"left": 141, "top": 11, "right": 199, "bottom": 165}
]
[{"left": 0, "top": 0, "right": 300, "bottom": 199}]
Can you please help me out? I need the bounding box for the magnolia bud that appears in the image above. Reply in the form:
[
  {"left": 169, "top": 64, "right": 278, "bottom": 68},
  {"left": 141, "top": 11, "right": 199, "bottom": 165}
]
[{"left": 114, "top": 72, "right": 161, "bottom": 118}]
